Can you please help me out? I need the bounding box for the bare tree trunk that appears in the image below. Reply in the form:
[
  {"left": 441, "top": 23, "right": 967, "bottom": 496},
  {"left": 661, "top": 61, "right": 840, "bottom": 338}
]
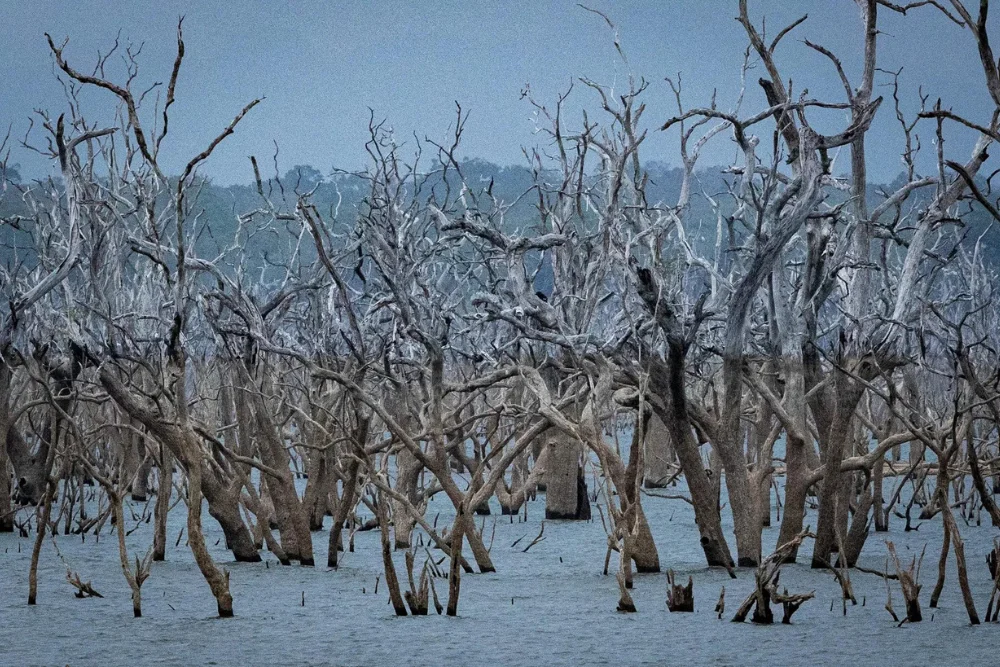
[
  {"left": 187, "top": 464, "right": 234, "bottom": 618},
  {"left": 374, "top": 490, "right": 407, "bottom": 616},
  {"left": 544, "top": 435, "right": 587, "bottom": 520},
  {"left": 939, "top": 487, "right": 980, "bottom": 624},
  {"left": 328, "top": 458, "right": 361, "bottom": 568},
  {"left": 873, "top": 451, "right": 887, "bottom": 532},
  {"left": 642, "top": 414, "right": 674, "bottom": 488},
  {"left": 302, "top": 444, "right": 330, "bottom": 531},
  {"left": 812, "top": 378, "right": 865, "bottom": 568},
  {"left": 834, "top": 470, "right": 853, "bottom": 551},
  {"left": 152, "top": 445, "right": 172, "bottom": 561},
  {"left": 622, "top": 415, "right": 659, "bottom": 573},
  {"left": 930, "top": 510, "right": 949, "bottom": 608},
  {"left": 238, "top": 366, "right": 314, "bottom": 565},
  {"left": 0, "top": 446, "right": 11, "bottom": 532},
  {"left": 392, "top": 447, "right": 423, "bottom": 547},
  {"left": 460, "top": 504, "right": 496, "bottom": 573},
  {"left": 100, "top": 368, "right": 261, "bottom": 563},
  {"left": 131, "top": 446, "right": 153, "bottom": 502},
  {"left": 636, "top": 282, "right": 734, "bottom": 569},
  {"left": 27, "top": 407, "right": 60, "bottom": 605},
  {"left": 4, "top": 372, "right": 53, "bottom": 506},
  {"left": 627, "top": 501, "right": 660, "bottom": 573},
  {"left": 446, "top": 506, "right": 465, "bottom": 616},
  {"left": 841, "top": 487, "right": 872, "bottom": 567},
  {"left": 201, "top": 471, "right": 262, "bottom": 563},
  {"left": 776, "top": 435, "right": 808, "bottom": 561},
  {"left": 27, "top": 471, "right": 55, "bottom": 605},
  {"left": 497, "top": 447, "right": 537, "bottom": 515}
]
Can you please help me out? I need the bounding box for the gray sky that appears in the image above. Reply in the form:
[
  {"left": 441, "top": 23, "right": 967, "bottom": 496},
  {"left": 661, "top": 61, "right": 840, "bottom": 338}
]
[{"left": 1, "top": 1, "right": 993, "bottom": 184}]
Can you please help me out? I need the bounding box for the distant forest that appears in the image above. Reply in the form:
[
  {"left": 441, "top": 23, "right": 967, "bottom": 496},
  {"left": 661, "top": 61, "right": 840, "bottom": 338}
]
[{"left": 3, "top": 158, "right": 998, "bottom": 293}]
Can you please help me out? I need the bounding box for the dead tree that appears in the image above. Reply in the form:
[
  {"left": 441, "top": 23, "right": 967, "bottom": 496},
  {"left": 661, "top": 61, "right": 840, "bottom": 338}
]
[
  {"left": 666, "top": 570, "right": 694, "bottom": 612},
  {"left": 732, "top": 530, "right": 814, "bottom": 624},
  {"left": 886, "top": 541, "right": 924, "bottom": 623}
]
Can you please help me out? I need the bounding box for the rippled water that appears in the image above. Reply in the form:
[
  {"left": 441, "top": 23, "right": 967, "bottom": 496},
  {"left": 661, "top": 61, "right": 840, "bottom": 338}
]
[{"left": 1, "top": 476, "right": 997, "bottom": 666}]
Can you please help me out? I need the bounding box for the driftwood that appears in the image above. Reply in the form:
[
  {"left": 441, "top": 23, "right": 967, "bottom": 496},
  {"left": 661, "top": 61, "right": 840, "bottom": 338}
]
[{"left": 66, "top": 570, "right": 103, "bottom": 598}]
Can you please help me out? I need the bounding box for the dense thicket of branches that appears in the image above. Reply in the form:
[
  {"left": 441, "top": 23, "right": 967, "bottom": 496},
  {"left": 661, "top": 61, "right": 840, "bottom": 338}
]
[{"left": 3, "top": 1, "right": 1000, "bottom": 622}]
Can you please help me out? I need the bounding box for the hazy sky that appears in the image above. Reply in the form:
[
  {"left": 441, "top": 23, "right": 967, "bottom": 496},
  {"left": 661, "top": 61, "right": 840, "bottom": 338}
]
[{"left": 1, "top": 1, "right": 993, "bottom": 185}]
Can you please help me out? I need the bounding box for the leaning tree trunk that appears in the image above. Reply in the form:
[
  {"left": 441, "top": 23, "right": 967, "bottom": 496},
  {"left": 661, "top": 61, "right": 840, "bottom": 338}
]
[
  {"left": 201, "top": 470, "right": 263, "bottom": 562},
  {"left": 100, "top": 368, "right": 261, "bottom": 563},
  {"left": 626, "top": 500, "right": 660, "bottom": 573},
  {"left": 187, "top": 463, "right": 234, "bottom": 618},
  {"left": 647, "top": 356, "right": 734, "bottom": 569},
  {"left": 841, "top": 486, "right": 873, "bottom": 567},
  {"left": 27, "top": 384, "right": 67, "bottom": 605},
  {"left": 622, "top": 415, "right": 659, "bottom": 572},
  {"left": 238, "top": 365, "right": 314, "bottom": 565},
  {"left": 374, "top": 489, "right": 407, "bottom": 616},
  {"left": 27, "top": 440, "right": 57, "bottom": 605}
]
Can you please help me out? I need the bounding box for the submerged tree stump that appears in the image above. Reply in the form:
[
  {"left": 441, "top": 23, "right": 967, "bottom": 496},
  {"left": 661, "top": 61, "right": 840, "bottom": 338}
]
[
  {"left": 772, "top": 587, "right": 815, "bottom": 624},
  {"left": 403, "top": 550, "right": 430, "bottom": 615},
  {"left": 666, "top": 570, "right": 694, "bottom": 612},
  {"left": 751, "top": 585, "right": 774, "bottom": 624},
  {"left": 887, "top": 541, "right": 924, "bottom": 623},
  {"left": 616, "top": 571, "right": 637, "bottom": 613},
  {"left": 732, "top": 529, "right": 814, "bottom": 624},
  {"left": 66, "top": 570, "right": 103, "bottom": 599}
]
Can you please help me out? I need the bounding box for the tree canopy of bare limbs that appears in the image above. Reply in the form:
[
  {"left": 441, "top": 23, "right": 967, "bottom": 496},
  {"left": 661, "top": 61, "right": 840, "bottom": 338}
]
[{"left": 2, "top": 1, "right": 1000, "bottom": 627}]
